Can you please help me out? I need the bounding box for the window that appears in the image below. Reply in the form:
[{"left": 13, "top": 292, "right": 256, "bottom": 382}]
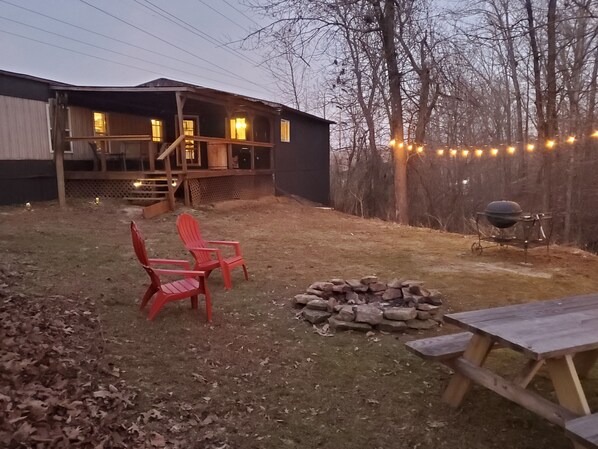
[
  {"left": 93, "top": 112, "right": 107, "bottom": 136},
  {"left": 150, "top": 119, "right": 163, "bottom": 142},
  {"left": 230, "top": 117, "right": 247, "bottom": 140},
  {"left": 183, "top": 119, "right": 196, "bottom": 161},
  {"left": 280, "top": 119, "right": 290, "bottom": 142},
  {"left": 46, "top": 103, "right": 73, "bottom": 153}
]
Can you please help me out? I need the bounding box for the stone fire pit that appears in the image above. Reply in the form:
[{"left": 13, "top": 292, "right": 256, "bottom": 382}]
[{"left": 291, "top": 276, "right": 443, "bottom": 333}]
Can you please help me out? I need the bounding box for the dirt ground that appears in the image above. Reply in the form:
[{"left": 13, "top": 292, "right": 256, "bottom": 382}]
[{"left": 2, "top": 196, "right": 598, "bottom": 448}]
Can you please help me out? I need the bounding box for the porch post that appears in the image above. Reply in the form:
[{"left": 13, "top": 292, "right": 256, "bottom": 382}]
[
  {"left": 50, "top": 93, "right": 68, "bottom": 208},
  {"left": 176, "top": 92, "right": 187, "bottom": 173}
]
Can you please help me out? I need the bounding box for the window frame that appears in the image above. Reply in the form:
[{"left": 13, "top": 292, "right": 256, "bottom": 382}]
[
  {"left": 150, "top": 118, "right": 163, "bottom": 143},
  {"left": 280, "top": 119, "right": 290, "bottom": 143},
  {"left": 230, "top": 117, "right": 247, "bottom": 140}
]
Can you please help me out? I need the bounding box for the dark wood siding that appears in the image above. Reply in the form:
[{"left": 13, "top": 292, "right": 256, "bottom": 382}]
[
  {"left": 0, "top": 160, "right": 57, "bottom": 205},
  {"left": 274, "top": 110, "right": 330, "bottom": 205},
  {"left": 0, "top": 73, "right": 51, "bottom": 102}
]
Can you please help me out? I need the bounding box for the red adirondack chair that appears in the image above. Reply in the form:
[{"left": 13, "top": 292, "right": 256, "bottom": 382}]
[
  {"left": 176, "top": 213, "right": 248, "bottom": 290},
  {"left": 130, "top": 221, "right": 212, "bottom": 321}
]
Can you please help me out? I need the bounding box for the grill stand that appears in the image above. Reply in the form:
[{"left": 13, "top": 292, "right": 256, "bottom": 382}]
[{"left": 472, "top": 212, "right": 553, "bottom": 263}]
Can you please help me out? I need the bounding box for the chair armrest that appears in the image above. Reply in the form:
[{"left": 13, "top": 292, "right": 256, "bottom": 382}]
[
  {"left": 152, "top": 268, "right": 206, "bottom": 277},
  {"left": 206, "top": 241, "right": 242, "bottom": 256},
  {"left": 188, "top": 247, "right": 224, "bottom": 263},
  {"left": 148, "top": 258, "right": 191, "bottom": 269}
]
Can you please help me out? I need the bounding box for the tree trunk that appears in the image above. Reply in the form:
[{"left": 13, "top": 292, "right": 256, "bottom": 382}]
[{"left": 374, "top": 0, "right": 408, "bottom": 224}]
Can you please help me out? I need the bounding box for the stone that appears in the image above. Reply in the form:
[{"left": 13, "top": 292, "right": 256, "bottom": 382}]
[
  {"left": 401, "top": 279, "right": 424, "bottom": 287},
  {"left": 382, "top": 288, "right": 403, "bottom": 301},
  {"left": 368, "top": 282, "right": 387, "bottom": 293},
  {"left": 291, "top": 294, "right": 320, "bottom": 307},
  {"left": 387, "top": 278, "right": 405, "bottom": 289},
  {"left": 326, "top": 298, "right": 338, "bottom": 313},
  {"left": 302, "top": 309, "right": 331, "bottom": 324},
  {"left": 328, "top": 317, "right": 372, "bottom": 332},
  {"left": 417, "top": 303, "right": 440, "bottom": 313},
  {"left": 309, "top": 282, "right": 334, "bottom": 292},
  {"left": 330, "top": 278, "right": 346, "bottom": 285},
  {"left": 346, "top": 279, "right": 368, "bottom": 292},
  {"left": 383, "top": 307, "right": 417, "bottom": 321},
  {"left": 409, "top": 285, "right": 430, "bottom": 297},
  {"left": 360, "top": 275, "right": 378, "bottom": 285},
  {"left": 333, "top": 284, "right": 352, "bottom": 293},
  {"left": 333, "top": 304, "right": 343, "bottom": 313},
  {"left": 354, "top": 305, "right": 384, "bottom": 325},
  {"left": 417, "top": 311, "right": 431, "bottom": 320},
  {"left": 377, "top": 319, "right": 408, "bottom": 333},
  {"left": 306, "top": 288, "right": 331, "bottom": 298},
  {"left": 406, "top": 319, "right": 439, "bottom": 330},
  {"left": 423, "top": 296, "right": 443, "bottom": 306},
  {"left": 306, "top": 299, "right": 329, "bottom": 311},
  {"left": 345, "top": 291, "right": 359, "bottom": 303},
  {"left": 337, "top": 305, "right": 355, "bottom": 322}
]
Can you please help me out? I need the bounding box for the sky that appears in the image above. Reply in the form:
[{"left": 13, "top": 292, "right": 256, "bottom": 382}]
[{"left": 0, "top": 0, "right": 280, "bottom": 101}]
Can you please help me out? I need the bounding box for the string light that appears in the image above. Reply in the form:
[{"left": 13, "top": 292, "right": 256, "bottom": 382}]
[
  {"left": 546, "top": 140, "right": 556, "bottom": 149},
  {"left": 416, "top": 146, "right": 424, "bottom": 153},
  {"left": 491, "top": 148, "right": 499, "bottom": 156},
  {"left": 461, "top": 149, "right": 469, "bottom": 157},
  {"left": 475, "top": 149, "right": 483, "bottom": 157},
  {"left": 407, "top": 144, "right": 413, "bottom": 151},
  {"left": 450, "top": 149, "right": 457, "bottom": 157},
  {"left": 592, "top": 131, "right": 598, "bottom": 138},
  {"left": 398, "top": 142, "right": 404, "bottom": 149},
  {"left": 526, "top": 143, "right": 535, "bottom": 152},
  {"left": 389, "top": 139, "right": 396, "bottom": 146},
  {"left": 567, "top": 136, "right": 576, "bottom": 144},
  {"left": 507, "top": 146, "right": 516, "bottom": 155},
  {"left": 437, "top": 149, "right": 445, "bottom": 156}
]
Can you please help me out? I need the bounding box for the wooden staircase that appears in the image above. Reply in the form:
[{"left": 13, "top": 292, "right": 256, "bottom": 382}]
[{"left": 125, "top": 174, "right": 180, "bottom": 218}]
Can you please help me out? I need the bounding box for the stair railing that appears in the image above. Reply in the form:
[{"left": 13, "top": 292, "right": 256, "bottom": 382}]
[{"left": 156, "top": 134, "right": 186, "bottom": 210}]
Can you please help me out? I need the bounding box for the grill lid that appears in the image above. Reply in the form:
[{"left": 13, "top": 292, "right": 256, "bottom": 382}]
[{"left": 484, "top": 200, "right": 522, "bottom": 228}]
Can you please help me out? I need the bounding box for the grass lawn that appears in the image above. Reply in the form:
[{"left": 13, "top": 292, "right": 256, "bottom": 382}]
[{"left": 2, "top": 196, "right": 598, "bottom": 448}]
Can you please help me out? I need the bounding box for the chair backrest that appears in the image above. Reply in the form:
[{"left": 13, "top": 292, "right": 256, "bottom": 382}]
[
  {"left": 130, "top": 221, "right": 160, "bottom": 287},
  {"left": 176, "top": 213, "right": 211, "bottom": 263}
]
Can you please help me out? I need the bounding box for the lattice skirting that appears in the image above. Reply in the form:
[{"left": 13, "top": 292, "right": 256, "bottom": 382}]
[
  {"left": 189, "top": 175, "right": 273, "bottom": 206},
  {"left": 66, "top": 180, "right": 133, "bottom": 198}
]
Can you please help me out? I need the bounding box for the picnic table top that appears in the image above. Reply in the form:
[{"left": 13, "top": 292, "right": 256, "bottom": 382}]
[{"left": 444, "top": 293, "right": 598, "bottom": 360}]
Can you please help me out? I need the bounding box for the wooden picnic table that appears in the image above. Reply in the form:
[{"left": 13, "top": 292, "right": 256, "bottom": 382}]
[{"left": 407, "top": 293, "right": 598, "bottom": 449}]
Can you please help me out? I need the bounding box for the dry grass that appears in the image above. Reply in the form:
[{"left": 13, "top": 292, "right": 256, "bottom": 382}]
[{"left": 2, "top": 196, "right": 598, "bottom": 448}]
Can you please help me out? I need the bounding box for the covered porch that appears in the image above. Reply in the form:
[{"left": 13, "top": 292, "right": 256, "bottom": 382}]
[{"left": 51, "top": 82, "right": 278, "bottom": 215}]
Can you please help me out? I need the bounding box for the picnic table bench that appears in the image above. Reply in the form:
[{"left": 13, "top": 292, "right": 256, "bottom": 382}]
[{"left": 406, "top": 294, "right": 598, "bottom": 449}]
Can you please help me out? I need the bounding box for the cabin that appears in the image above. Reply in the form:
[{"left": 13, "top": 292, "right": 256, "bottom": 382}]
[{"left": 0, "top": 70, "right": 331, "bottom": 216}]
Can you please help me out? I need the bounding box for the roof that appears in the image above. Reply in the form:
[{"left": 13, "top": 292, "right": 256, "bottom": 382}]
[
  {"left": 0, "top": 69, "right": 333, "bottom": 124},
  {"left": 0, "top": 69, "right": 71, "bottom": 87}
]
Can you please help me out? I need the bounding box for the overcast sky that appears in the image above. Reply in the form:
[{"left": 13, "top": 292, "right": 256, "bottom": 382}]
[{"left": 0, "top": 0, "right": 280, "bottom": 101}]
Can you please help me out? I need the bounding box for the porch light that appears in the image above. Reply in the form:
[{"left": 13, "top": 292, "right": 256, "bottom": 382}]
[
  {"left": 450, "top": 149, "right": 457, "bottom": 157},
  {"left": 407, "top": 144, "right": 413, "bottom": 151},
  {"left": 171, "top": 181, "right": 177, "bottom": 187}
]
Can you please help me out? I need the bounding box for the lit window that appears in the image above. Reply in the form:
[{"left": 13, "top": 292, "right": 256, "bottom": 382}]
[
  {"left": 150, "top": 119, "right": 163, "bottom": 142},
  {"left": 93, "top": 112, "right": 107, "bottom": 135},
  {"left": 280, "top": 119, "right": 290, "bottom": 142},
  {"left": 183, "top": 119, "right": 195, "bottom": 160},
  {"left": 230, "top": 117, "right": 247, "bottom": 140}
]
